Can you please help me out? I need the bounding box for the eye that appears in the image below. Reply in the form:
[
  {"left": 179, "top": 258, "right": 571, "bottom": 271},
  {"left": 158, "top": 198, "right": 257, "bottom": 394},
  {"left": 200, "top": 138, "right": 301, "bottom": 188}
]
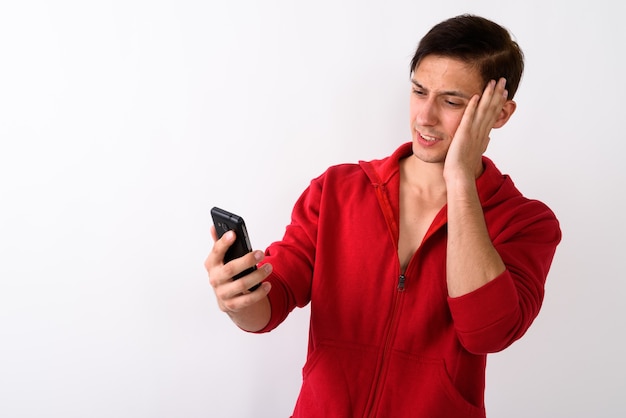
[
  {"left": 443, "top": 97, "right": 466, "bottom": 108},
  {"left": 412, "top": 88, "right": 426, "bottom": 96}
]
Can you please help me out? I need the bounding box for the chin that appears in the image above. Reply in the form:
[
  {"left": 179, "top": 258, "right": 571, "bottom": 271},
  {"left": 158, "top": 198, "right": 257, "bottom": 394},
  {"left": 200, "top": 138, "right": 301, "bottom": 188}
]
[{"left": 411, "top": 141, "right": 446, "bottom": 164}]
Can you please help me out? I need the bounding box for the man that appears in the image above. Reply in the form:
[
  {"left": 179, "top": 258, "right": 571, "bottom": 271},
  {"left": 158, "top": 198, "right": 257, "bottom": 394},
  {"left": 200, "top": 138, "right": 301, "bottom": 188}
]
[{"left": 205, "top": 14, "right": 561, "bottom": 418}]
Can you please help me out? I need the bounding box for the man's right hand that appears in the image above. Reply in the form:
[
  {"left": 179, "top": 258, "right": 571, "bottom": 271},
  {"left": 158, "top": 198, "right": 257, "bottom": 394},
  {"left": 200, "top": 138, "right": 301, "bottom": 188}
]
[{"left": 205, "top": 226, "right": 272, "bottom": 331}]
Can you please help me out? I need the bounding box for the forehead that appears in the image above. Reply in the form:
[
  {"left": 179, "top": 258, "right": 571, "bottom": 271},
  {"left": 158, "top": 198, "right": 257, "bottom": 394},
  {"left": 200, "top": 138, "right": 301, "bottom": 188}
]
[{"left": 412, "top": 55, "right": 484, "bottom": 96}]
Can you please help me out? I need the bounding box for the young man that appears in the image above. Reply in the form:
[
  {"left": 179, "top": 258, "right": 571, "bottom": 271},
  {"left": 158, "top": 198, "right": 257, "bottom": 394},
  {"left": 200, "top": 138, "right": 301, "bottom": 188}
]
[{"left": 206, "top": 14, "right": 561, "bottom": 418}]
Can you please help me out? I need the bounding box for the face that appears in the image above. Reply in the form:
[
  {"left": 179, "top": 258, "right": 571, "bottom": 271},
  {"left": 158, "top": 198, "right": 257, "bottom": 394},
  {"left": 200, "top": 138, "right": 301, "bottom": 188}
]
[{"left": 409, "top": 55, "right": 485, "bottom": 164}]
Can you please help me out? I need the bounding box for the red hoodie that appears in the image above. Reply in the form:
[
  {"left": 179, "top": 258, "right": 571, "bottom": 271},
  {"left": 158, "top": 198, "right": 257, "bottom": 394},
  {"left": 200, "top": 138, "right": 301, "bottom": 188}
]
[{"left": 258, "top": 142, "right": 561, "bottom": 418}]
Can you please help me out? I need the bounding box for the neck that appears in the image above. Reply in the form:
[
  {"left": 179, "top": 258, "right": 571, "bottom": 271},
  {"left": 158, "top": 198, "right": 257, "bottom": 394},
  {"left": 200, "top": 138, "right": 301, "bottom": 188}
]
[{"left": 399, "top": 155, "right": 448, "bottom": 198}]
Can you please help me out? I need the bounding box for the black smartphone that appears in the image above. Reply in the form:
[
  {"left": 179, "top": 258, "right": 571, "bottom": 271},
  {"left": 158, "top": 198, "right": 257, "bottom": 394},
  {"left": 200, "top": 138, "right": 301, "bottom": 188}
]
[{"left": 210, "top": 206, "right": 260, "bottom": 290}]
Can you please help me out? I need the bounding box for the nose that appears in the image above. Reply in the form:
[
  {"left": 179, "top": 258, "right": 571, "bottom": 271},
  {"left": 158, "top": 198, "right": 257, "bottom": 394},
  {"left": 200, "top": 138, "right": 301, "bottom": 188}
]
[{"left": 413, "top": 100, "right": 438, "bottom": 127}]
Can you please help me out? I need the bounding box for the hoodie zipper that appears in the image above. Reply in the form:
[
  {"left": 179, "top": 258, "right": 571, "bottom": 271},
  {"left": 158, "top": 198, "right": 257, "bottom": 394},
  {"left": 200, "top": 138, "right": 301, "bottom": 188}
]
[
  {"left": 397, "top": 274, "right": 406, "bottom": 291},
  {"left": 364, "top": 178, "right": 413, "bottom": 416},
  {"left": 365, "top": 273, "right": 406, "bottom": 417}
]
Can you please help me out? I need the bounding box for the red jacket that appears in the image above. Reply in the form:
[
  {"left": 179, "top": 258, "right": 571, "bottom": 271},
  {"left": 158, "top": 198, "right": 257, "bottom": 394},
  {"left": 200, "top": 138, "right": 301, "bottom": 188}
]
[{"left": 258, "top": 143, "right": 561, "bottom": 418}]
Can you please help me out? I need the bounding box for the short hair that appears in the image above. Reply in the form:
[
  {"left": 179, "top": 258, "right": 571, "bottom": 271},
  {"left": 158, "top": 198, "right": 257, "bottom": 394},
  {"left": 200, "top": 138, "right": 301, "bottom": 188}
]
[{"left": 410, "top": 14, "right": 524, "bottom": 100}]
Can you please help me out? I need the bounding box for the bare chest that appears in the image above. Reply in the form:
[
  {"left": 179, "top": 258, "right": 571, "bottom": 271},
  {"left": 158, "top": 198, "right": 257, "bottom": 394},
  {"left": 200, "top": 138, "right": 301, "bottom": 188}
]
[{"left": 397, "top": 190, "right": 445, "bottom": 272}]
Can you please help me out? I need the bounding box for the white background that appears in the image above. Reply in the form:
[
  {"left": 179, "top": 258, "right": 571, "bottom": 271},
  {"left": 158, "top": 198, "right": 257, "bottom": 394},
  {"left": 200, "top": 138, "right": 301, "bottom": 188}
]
[{"left": 1, "top": 1, "right": 624, "bottom": 417}]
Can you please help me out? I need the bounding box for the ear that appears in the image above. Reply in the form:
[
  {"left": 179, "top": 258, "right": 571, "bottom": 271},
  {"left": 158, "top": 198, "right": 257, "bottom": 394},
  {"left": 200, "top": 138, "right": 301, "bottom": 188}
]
[{"left": 493, "top": 100, "right": 517, "bottom": 129}]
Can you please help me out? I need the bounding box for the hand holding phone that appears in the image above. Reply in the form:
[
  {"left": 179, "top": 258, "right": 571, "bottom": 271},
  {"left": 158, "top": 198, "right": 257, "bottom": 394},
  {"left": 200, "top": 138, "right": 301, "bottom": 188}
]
[{"left": 210, "top": 206, "right": 260, "bottom": 290}]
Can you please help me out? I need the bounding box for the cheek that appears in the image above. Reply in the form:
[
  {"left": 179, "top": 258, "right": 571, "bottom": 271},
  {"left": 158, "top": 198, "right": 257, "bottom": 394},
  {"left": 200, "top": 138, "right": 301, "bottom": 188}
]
[
  {"left": 443, "top": 112, "right": 464, "bottom": 135},
  {"left": 408, "top": 97, "right": 420, "bottom": 122}
]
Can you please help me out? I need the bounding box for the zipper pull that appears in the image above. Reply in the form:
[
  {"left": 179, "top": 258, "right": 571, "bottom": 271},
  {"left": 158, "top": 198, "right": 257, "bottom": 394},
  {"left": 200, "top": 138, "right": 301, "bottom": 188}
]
[{"left": 397, "top": 274, "right": 406, "bottom": 292}]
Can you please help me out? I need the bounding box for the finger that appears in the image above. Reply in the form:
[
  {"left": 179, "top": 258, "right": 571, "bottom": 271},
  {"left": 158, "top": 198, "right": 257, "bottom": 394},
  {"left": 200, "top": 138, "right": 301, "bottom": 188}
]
[
  {"left": 484, "top": 78, "right": 507, "bottom": 111},
  {"left": 457, "top": 93, "right": 480, "bottom": 134},
  {"left": 220, "top": 281, "right": 272, "bottom": 313},
  {"left": 212, "top": 230, "right": 236, "bottom": 260},
  {"left": 205, "top": 230, "right": 237, "bottom": 279},
  {"left": 489, "top": 78, "right": 507, "bottom": 111},
  {"left": 498, "top": 77, "right": 509, "bottom": 100},
  {"left": 475, "top": 78, "right": 507, "bottom": 133},
  {"left": 221, "top": 250, "right": 264, "bottom": 283},
  {"left": 226, "top": 262, "right": 272, "bottom": 298},
  {"left": 475, "top": 80, "right": 497, "bottom": 114},
  {"left": 216, "top": 263, "right": 272, "bottom": 302}
]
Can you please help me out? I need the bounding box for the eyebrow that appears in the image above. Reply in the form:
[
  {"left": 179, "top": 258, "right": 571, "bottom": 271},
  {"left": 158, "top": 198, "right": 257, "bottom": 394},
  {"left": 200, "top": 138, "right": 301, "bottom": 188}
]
[{"left": 411, "top": 79, "right": 471, "bottom": 100}]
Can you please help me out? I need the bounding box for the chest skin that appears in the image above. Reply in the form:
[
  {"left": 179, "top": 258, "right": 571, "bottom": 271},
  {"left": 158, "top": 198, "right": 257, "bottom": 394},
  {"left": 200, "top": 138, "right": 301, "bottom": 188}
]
[{"left": 397, "top": 158, "right": 447, "bottom": 272}]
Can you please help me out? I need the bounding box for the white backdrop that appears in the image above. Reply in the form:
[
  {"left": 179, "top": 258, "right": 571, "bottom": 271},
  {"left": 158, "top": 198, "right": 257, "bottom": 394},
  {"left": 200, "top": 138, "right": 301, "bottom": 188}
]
[{"left": 1, "top": 1, "right": 624, "bottom": 417}]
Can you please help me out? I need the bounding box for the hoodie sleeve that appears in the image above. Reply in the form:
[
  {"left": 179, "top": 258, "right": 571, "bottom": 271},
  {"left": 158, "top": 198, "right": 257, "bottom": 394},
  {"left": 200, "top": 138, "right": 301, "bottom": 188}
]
[
  {"left": 254, "top": 175, "right": 324, "bottom": 333},
  {"left": 447, "top": 199, "right": 562, "bottom": 354}
]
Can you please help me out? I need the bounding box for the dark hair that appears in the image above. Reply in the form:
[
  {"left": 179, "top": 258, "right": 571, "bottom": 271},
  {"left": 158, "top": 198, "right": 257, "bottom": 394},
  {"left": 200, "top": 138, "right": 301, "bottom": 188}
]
[{"left": 410, "top": 14, "right": 524, "bottom": 100}]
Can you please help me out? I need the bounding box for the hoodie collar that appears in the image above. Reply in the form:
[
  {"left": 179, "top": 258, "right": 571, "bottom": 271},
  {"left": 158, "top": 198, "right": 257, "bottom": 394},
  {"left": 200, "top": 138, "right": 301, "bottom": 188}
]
[
  {"left": 359, "top": 142, "right": 510, "bottom": 205},
  {"left": 359, "top": 142, "right": 413, "bottom": 186}
]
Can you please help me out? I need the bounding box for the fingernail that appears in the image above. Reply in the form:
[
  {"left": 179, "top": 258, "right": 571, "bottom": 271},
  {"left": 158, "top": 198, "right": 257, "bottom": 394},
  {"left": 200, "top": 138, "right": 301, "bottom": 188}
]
[
  {"left": 224, "top": 230, "right": 234, "bottom": 241},
  {"left": 254, "top": 251, "right": 263, "bottom": 262},
  {"left": 263, "top": 264, "right": 273, "bottom": 274}
]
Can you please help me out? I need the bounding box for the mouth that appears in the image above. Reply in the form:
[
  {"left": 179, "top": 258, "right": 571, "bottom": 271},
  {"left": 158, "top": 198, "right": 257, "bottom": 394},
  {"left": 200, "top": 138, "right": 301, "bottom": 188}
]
[
  {"left": 416, "top": 129, "right": 442, "bottom": 143},
  {"left": 419, "top": 133, "right": 439, "bottom": 142}
]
